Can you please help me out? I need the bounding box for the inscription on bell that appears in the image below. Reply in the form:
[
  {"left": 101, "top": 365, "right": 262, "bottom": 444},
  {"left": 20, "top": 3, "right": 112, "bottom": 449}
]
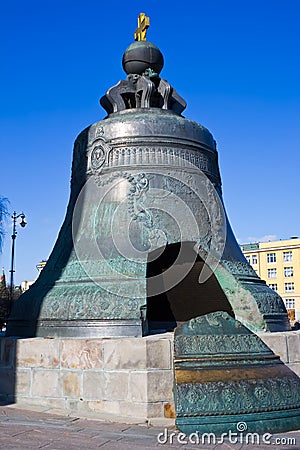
[{"left": 91, "top": 145, "right": 105, "bottom": 170}]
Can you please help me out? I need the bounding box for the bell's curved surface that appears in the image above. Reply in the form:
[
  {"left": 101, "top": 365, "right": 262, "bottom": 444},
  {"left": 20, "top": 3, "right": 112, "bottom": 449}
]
[
  {"left": 174, "top": 312, "right": 300, "bottom": 434},
  {"left": 7, "top": 39, "right": 290, "bottom": 337}
]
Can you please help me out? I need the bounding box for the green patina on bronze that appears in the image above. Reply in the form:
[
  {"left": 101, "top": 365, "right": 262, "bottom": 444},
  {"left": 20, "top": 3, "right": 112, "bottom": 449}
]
[
  {"left": 5, "top": 21, "right": 300, "bottom": 437},
  {"left": 174, "top": 311, "right": 300, "bottom": 434},
  {"left": 7, "top": 39, "right": 290, "bottom": 338}
]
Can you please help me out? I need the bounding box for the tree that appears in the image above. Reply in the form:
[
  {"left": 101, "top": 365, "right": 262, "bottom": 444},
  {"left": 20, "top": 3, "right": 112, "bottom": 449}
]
[
  {"left": 0, "top": 199, "right": 9, "bottom": 328},
  {"left": 0, "top": 268, "right": 9, "bottom": 328},
  {"left": 0, "top": 196, "right": 9, "bottom": 253}
]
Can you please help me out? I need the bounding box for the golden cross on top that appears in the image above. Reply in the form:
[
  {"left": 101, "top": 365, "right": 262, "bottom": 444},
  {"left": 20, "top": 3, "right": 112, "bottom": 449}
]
[{"left": 134, "top": 12, "right": 150, "bottom": 41}]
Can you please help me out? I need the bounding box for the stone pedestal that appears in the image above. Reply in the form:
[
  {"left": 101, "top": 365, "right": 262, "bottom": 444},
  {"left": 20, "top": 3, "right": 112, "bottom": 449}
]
[
  {"left": 0, "top": 331, "right": 299, "bottom": 422},
  {"left": 0, "top": 334, "right": 174, "bottom": 422}
]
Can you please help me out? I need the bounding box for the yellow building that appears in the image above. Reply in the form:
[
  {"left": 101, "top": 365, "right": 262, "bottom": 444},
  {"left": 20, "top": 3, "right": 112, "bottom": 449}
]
[
  {"left": 241, "top": 238, "right": 300, "bottom": 323},
  {"left": 21, "top": 260, "right": 47, "bottom": 292}
]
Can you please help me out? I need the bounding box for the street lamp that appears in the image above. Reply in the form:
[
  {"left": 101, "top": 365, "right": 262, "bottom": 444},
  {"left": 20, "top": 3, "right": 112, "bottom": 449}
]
[{"left": 9, "top": 212, "right": 27, "bottom": 305}]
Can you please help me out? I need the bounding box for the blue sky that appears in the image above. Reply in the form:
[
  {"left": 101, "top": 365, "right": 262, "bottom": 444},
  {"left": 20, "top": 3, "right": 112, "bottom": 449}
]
[{"left": 1, "top": 0, "right": 300, "bottom": 284}]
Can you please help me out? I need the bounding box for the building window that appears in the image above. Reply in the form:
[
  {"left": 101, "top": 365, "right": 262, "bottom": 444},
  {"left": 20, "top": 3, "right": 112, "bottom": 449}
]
[
  {"left": 268, "top": 268, "right": 277, "bottom": 278},
  {"left": 285, "top": 298, "right": 295, "bottom": 309},
  {"left": 283, "top": 251, "right": 292, "bottom": 262},
  {"left": 245, "top": 255, "right": 250, "bottom": 264},
  {"left": 252, "top": 255, "right": 258, "bottom": 265},
  {"left": 285, "top": 282, "right": 294, "bottom": 292},
  {"left": 267, "top": 253, "right": 276, "bottom": 263},
  {"left": 284, "top": 267, "right": 294, "bottom": 278},
  {"left": 268, "top": 283, "right": 278, "bottom": 292}
]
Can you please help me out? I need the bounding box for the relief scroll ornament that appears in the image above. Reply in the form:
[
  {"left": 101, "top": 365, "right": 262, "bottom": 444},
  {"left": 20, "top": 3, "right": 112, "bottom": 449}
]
[
  {"left": 90, "top": 138, "right": 112, "bottom": 172},
  {"left": 174, "top": 312, "right": 300, "bottom": 434}
]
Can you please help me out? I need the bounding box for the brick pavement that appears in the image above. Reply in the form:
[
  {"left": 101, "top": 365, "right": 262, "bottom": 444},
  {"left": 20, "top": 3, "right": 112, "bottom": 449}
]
[{"left": 0, "top": 405, "right": 299, "bottom": 449}]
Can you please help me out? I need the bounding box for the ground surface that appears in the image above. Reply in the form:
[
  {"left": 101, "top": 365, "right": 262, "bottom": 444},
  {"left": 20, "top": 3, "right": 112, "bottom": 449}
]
[{"left": 0, "top": 405, "right": 299, "bottom": 449}]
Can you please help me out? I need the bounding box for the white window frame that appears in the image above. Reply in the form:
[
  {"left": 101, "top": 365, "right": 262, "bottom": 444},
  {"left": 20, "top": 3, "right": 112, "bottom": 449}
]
[
  {"left": 284, "top": 282, "right": 294, "bottom": 292},
  {"left": 252, "top": 255, "right": 258, "bottom": 265},
  {"left": 283, "top": 251, "right": 292, "bottom": 262},
  {"left": 285, "top": 298, "right": 295, "bottom": 309},
  {"left": 284, "top": 267, "right": 293, "bottom": 278},
  {"left": 268, "top": 268, "right": 277, "bottom": 279},
  {"left": 267, "top": 253, "right": 276, "bottom": 263},
  {"left": 268, "top": 283, "right": 278, "bottom": 292}
]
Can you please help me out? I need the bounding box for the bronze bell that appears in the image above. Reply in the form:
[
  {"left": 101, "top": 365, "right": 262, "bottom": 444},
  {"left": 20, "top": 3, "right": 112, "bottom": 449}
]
[
  {"left": 7, "top": 36, "right": 290, "bottom": 338},
  {"left": 174, "top": 312, "right": 300, "bottom": 434}
]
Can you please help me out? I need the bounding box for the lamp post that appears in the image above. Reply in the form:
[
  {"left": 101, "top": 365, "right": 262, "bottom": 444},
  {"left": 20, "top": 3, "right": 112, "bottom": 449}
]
[{"left": 9, "top": 212, "right": 27, "bottom": 305}]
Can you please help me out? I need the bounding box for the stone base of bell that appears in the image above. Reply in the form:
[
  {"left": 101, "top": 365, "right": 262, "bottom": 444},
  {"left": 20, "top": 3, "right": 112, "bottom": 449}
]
[
  {"left": 176, "top": 409, "right": 300, "bottom": 436},
  {"left": 0, "top": 333, "right": 174, "bottom": 423},
  {"left": 1, "top": 330, "right": 300, "bottom": 426}
]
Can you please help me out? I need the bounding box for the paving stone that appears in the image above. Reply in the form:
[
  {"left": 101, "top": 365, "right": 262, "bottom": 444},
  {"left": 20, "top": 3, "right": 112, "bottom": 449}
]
[
  {"left": 0, "top": 437, "right": 37, "bottom": 450},
  {"left": 75, "top": 418, "right": 131, "bottom": 432},
  {"left": 0, "top": 406, "right": 299, "bottom": 450},
  {"left": 100, "top": 442, "right": 162, "bottom": 449}
]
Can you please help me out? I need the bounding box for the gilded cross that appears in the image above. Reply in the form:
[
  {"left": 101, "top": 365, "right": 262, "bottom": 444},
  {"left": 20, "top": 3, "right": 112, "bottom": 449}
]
[{"left": 134, "top": 12, "right": 150, "bottom": 41}]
